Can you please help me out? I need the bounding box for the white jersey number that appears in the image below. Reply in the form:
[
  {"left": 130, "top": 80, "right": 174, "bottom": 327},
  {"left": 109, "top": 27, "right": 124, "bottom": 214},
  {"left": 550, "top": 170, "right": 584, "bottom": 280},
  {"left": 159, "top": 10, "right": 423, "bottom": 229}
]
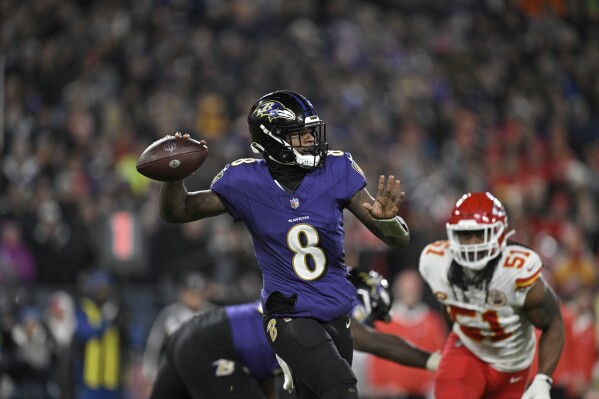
[
  {"left": 287, "top": 224, "right": 327, "bottom": 281},
  {"left": 212, "top": 359, "right": 235, "bottom": 377}
]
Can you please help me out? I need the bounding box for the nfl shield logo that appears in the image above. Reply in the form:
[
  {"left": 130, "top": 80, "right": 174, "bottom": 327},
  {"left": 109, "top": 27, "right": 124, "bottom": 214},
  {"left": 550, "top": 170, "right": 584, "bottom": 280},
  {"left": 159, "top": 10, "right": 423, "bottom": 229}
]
[
  {"left": 290, "top": 198, "right": 299, "bottom": 209},
  {"left": 162, "top": 139, "right": 178, "bottom": 152}
]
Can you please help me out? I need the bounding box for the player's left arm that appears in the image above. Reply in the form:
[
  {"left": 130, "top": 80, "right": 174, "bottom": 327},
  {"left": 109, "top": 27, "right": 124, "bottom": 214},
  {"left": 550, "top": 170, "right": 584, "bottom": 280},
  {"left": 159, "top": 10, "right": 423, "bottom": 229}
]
[
  {"left": 522, "top": 277, "right": 565, "bottom": 377},
  {"left": 351, "top": 320, "right": 439, "bottom": 370},
  {"left": 347, "top": 175, "right": 409, "bottom": 247}
]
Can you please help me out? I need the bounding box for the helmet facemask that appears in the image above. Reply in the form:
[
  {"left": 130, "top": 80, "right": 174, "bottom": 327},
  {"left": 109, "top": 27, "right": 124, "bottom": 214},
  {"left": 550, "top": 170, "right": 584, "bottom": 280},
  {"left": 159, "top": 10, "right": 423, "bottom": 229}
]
[
  {"left": 447, "top": 220, "right": 506, "bottom": 270},
  {"left": 251, "top": 119, "right": 327, "bottom": 169}
]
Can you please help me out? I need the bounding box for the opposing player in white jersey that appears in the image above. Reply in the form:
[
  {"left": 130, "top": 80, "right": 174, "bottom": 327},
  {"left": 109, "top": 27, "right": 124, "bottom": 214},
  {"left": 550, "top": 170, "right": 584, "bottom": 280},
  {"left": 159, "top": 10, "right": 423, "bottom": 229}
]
[{"left": 419, "top": 192, "right": 564, "bottom": 399}]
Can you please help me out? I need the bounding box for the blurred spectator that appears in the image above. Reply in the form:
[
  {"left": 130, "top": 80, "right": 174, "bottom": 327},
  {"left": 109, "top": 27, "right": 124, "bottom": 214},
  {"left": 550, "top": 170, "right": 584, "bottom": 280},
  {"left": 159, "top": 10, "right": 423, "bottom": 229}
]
[
  {"left": 43, "top": 291, "right": 76, "bottom": 399},
  {"left": 551, "top": 223, "right": 597, "bottom": 297},
  {"left": 30, "top": 201, "right": 73, "bottom": 284},
  {"left": 73, "top": 269, "right": 128, "bottom": 399},
  {"left": 8, "top": 306, "right": 57, "bottom": 399},
  {"left": 367, "top": 269, "right": 447, "bottom": 399},
  {"left": 0, "top": 219, "right": 36, "bottom": 285},
  {"left": 1, "top": 136, "right": 39, "bottom": 189},
  {"left": 141, "top": 271, "right": 215, "bottom": 391},
  {"left": 195, "top": 93, "right": 230, "bottom": 140}
]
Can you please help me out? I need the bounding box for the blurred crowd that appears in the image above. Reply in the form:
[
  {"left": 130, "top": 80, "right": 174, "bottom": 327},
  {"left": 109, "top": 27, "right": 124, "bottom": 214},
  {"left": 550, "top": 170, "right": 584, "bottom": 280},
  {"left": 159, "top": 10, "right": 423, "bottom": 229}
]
[{"left": 1, "top": 0, "right": 598, "bottom": 398}]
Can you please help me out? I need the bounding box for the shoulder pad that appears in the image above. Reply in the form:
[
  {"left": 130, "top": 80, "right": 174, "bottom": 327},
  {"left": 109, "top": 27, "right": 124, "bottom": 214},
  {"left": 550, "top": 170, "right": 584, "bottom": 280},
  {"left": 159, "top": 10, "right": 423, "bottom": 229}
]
[
  {"left": 500, "top": 245, "right": 543, "bottom": 291},
  {"left": 420, "top": 240, "right": 450, "bottom": 262},
  {"left": 419, "top": 240, "right": 451, "bottom": 278}
]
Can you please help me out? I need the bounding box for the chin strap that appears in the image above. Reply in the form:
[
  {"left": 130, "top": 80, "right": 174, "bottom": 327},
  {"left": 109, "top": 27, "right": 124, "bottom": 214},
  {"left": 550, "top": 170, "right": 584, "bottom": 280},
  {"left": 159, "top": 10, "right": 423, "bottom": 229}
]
[
  {"left": 505, "top": 229, "right": 516, "bottom": 241},
  {"left": 250, "top": 142, "right": 264, "bottom": 154}
]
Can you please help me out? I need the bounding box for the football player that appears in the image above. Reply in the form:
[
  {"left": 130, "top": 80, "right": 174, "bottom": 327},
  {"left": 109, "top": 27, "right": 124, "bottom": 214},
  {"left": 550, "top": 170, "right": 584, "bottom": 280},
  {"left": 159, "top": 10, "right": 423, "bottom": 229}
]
[
  {"left": 148, "top": 269, "right": 440, "bottom": 399},
  {"left": 419, "top": 192, "right": 564, "bottom": 399},
  {"left": 141, "top": 272, "right": 216, "bottom": 387},
  {"left": 159, "top": 90, "right": 410, "bottom": 398}
]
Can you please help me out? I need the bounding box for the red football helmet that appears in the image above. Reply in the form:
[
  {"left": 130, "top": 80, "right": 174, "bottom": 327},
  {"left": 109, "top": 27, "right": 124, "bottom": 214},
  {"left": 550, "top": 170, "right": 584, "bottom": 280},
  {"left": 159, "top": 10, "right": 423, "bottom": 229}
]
[{"left": 446, "top": 192, "right": 509, "bottom": 270}]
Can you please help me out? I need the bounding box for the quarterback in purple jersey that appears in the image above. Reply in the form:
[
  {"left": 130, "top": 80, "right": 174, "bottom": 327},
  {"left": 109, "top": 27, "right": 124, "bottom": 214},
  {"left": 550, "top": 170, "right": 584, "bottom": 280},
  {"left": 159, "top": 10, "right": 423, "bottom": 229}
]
[{"left": 159, "top": 90, "right": 410, "bottom": 399}]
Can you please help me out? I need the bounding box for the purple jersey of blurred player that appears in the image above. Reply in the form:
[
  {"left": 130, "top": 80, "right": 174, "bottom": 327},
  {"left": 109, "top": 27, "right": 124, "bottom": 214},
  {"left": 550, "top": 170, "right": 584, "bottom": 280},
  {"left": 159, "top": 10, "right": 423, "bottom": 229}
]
[
  {"left": 211, "top": 151, "right": 366, "bottom": 321},
  {"left": 225, "top": 301, "right": 280, "bottom": 380}
]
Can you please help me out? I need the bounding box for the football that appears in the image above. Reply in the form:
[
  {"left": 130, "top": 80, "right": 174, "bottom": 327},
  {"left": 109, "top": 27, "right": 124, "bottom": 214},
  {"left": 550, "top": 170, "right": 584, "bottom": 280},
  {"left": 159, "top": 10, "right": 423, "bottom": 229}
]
[{"left": 136, "top": 135, "right": 208, "bottom": 182}]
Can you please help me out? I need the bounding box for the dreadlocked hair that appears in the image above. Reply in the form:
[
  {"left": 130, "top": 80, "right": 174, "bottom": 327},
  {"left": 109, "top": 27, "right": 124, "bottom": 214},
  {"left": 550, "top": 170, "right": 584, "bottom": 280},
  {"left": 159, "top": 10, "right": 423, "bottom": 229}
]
[{"left": 447, "top": 254, "right": 501, "bottom": 293}]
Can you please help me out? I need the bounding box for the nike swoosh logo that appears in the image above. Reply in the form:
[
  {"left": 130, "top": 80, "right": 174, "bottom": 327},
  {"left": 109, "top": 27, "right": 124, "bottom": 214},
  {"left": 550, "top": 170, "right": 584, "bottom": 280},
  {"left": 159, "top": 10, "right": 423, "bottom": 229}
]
[
  {"left": 510, "top": 376, "right": 523, "bottom": 384},
  {"left": 346, "top": 320, "right": 351, "bottom": 329}
]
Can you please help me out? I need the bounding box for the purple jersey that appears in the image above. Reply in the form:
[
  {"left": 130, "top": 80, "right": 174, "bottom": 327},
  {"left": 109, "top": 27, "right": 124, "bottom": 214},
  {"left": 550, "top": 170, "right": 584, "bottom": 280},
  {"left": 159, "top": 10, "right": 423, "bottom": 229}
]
[
  {"left": 225, "top": 302, "right": 279, "bottom": 380},
  {"left": 211, "top": 152, "right": 366, "bottom": 321}
]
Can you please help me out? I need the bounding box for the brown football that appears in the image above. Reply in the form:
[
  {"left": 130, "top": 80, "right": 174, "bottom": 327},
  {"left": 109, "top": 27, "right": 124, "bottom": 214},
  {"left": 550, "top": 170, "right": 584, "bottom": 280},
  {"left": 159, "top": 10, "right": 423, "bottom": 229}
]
[{"left": 136, "top": 135, "right": 208, "bottom": 182}]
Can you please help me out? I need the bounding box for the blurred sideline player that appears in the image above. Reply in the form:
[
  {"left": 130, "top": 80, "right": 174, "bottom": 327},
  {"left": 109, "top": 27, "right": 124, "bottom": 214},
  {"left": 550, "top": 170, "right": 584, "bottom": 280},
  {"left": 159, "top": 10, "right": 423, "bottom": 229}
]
[
  {"left": 419, "top": 192, "right": 564, "bottom": 399},
  {"left": 73, "top": 269, "right": 128, "bottom": 399},
  {"left": 142, "top": 271, "right": 216, "bottom": 391},
  {"left": 159, "top": 90, "right": 411, "bottom": 398},
  {"left": 148, "top": 268, "right": 440, "bottom": 399}
]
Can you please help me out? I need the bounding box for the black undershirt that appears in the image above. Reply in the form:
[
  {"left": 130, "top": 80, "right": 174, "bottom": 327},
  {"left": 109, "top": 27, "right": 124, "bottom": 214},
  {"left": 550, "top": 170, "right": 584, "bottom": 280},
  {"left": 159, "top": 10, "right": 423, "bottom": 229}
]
[{"left": 265, "top": 159, "right": 308, "bottom": 193}]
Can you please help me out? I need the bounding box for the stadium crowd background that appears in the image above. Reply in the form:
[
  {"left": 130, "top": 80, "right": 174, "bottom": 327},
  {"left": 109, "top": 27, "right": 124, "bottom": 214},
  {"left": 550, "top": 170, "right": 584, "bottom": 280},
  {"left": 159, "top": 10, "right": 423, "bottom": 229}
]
[{"left": 0, "top": 0, "right": 598, "bottom": 398}]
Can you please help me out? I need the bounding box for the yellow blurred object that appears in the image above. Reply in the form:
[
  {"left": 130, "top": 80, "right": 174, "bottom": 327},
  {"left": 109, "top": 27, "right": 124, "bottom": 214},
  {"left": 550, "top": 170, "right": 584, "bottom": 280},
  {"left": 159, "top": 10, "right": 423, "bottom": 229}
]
[
  {"left": 195, "top": 93, "right": 229, "bottom": 139},
  {"left": 116, "top": 153, "right": 153, "bottom": 195}
]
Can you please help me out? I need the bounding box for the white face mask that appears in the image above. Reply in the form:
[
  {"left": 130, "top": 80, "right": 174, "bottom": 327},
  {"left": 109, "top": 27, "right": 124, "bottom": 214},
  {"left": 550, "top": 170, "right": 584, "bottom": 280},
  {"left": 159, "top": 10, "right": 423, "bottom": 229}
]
[{"left": 446, "top": 221, "right": 506, "bottom": 270}]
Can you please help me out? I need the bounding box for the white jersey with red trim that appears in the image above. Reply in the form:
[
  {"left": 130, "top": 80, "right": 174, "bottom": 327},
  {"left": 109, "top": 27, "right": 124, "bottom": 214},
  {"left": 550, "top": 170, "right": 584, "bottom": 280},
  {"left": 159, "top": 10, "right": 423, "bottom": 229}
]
[{"left": 419, "top": 240, "right": 543, "bottom": 372}]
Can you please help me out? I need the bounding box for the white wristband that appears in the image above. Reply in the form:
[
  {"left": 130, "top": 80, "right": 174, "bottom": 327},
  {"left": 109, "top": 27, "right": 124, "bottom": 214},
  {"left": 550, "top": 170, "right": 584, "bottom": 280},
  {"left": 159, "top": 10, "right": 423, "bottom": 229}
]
[
  {"left": 425, "top": 351, "right": 441, "bottom": 371},
  {"left": 522, "top": 373, "right": 552, "bottom": 399},
  {"left": 536, "top": 374, "right": 553, "bottom": 385},
  {"left": 374, "top": 215, "right": 409, "bottom": 237}
]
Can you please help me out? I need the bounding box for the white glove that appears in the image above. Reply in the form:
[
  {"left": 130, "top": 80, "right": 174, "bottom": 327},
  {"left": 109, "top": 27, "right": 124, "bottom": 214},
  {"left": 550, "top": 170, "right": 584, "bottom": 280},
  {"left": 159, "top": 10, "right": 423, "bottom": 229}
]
[
  {"left": 276, "top": 354, "right": 294, "bottom": 393},
  {"left": 425, "top": 351, "right": 442, "bottom": 371},
  {"left": 521, "top": 374, "right": 552, "bottom": 399}
]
